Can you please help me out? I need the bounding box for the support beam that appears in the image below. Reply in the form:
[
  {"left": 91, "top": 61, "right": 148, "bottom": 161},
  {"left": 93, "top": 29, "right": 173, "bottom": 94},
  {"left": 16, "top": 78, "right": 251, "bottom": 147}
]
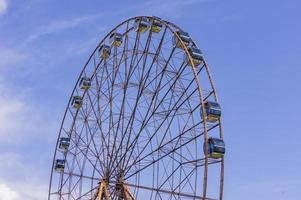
[
  {"left": 116, "top": 182, "right": 135, "bottom": 200},
  {"left": 93, "top": 179, "right": 110, "bottom": 200}
]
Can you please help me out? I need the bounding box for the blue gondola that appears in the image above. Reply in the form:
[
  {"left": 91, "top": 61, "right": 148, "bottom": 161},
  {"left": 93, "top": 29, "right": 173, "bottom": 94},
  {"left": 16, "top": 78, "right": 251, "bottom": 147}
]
[
  {"left": 71, "top": 96, "right": 82, "bottom": 109},
  {"left": 59, "top": 137, "right": 70, "bottom": 152},
  {"left": 54, "top": 159, "right": 65, "bottom": 172},
  {"left": 134, "top": 17, "right": 149, "bottom": 33},
  {"left": 79, "top": 77, "right": 91, "bottom": 90},
  {"left": 204, "top": 138, "right": 225, "bottom": 159},
  {"left": 205, "top": 101, "right": 221, "bottom": 122},
  {"left": 187, "top": 47, "right": 203, "bottom": 66},
  {"left": 173, "top": 30, "right": 191, "bottom": 49},
  {"left": 110, "top": 32, "right": 123, "bottom": 47}
]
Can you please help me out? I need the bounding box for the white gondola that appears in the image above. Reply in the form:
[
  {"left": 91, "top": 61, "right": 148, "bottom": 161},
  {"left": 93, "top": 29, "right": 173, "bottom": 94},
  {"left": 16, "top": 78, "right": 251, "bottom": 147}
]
[
  {"left": 54, "top": 159, "right": 65, "bottom": 172},
  {"left": 98, "top": 45, "right": 111, "bottom": 59},
  {"left": 186, "top": 47, "right": 203, "bottom": 66},
  {"left": 134, "top": 17, "right": 149, "bottom": 33},
  {"left": 71, "top": 96, "right": 82, "bottom": 109},
  {"left": 59, "top": 137, "right": 70, "bottom": 152},
  {"left": 110, "top": 32, "right": 123, "bottom": 47},
  {"left": 173, "top": 30, "right": 191, "bottom": 49},
  {"left": 79, "top": 77, "right": 91, "bottom": 90}
]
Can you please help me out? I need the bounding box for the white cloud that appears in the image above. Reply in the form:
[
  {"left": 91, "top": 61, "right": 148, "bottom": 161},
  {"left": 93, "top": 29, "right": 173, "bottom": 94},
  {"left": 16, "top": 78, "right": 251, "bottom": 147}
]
[
  {"left": 0, "top": 153, "right": 48, "bottom": 200},
  {"left": 0, "top": 83, "right": 28, "bottom": 143},
  {"left": 0, "top": 47, "right": 27, "bottom": 69},
  {"left": 0, "top": 0, "right": 8, "bottom": 15},
  {"left": 25, "top": 14, "right": 101, "bottom": 43},
  {"left": 0, "top": 181, "right": 47, "bottom": 200},
  {"left": 0, "top": 100, "right": 25, "bottom": 142},
  {"left": 0, "top": 183, "right": 19, "bottom": 200},
  {"left": 0, "top": 80, "right": 56, "bottom": 144}
]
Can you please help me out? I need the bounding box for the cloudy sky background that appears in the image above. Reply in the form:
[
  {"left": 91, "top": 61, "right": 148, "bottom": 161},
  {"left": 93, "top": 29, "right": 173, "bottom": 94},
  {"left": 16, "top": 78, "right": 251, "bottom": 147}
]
[{"left": 0, "top": 0, "right": 301, "bottom": 199}]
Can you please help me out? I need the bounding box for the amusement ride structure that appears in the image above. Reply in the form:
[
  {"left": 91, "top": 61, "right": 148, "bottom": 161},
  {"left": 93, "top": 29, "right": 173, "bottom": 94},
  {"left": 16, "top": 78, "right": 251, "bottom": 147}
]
[{"left": 48, "top": 16, "right": 225, "bottom": 200}]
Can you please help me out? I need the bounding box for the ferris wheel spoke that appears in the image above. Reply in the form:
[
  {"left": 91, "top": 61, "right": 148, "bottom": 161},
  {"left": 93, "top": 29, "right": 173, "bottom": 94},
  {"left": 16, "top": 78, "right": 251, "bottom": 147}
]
[
  {"left": 124, "top": 118, "right": 210, "bottom": 176},
  {"left": 122, "top": 84, "right": 180, "bottom": 172},
  {"left": 116, "top": 27, "right": 130, "bottom": 164},
  {"left": 74, "top": 185, "right": 99, "bottom": 200},
  {"left": 110, "top": 31, "right": 167, "bottom": 173},
  {"left": 171, "top": 167, "right": 196, "bottom": 197},
  {"left": 109, "top": 25, "right": 154, "bottom": 171},
  {"left": 67, "top": 119, "right": 88, "bottom": 170},
  {"left": 85, "top": 92, "right": 111, "bottom": 169},
  {"left": 157, "top": 158, "right": 217, "bottom": 193},
  {"left": 124, "top": 123, "right": 218, "bottom": 180},
  {"left": 66, "top": 137, "right": 103, "bottom": 179},
  {"left": 118, "top": 182, "right": 216, "bottom": 200},
  {"left": 155, "top": 162, "right": 196, "bottom": 197},
  {"left": 68, "top": 102, "right": 106, "bottom": 184},
  {"left": 123, "top": 45, "right": 178, "bottom": 149},
  {"left": 107, "top": 32, "right": 131, "bottom": 170},
  {"left": 106, "top": 47, "right": 120, "bottom": 169},
  {"left": 109, "top": 47, "right": 177, "bottom": 175},
  {"left": 122, "top": 63, "right": 201, "bottom": 173},
  {"left": 102, "top": 61, "right": 115, "bottom": 167},
  {"left": 83, "top": 119, "right": 106, "bottom": 174},
  {"left": 94, "top": 72, "right": 110, "bottom": 170},
  {"left": 116, "top": 29, "right": 141, "bottom": 141},
  {"left": 58, "top": 153, "right": 94, "bottom": 199},
  {"left": 109, "top": 26, "right": 169, "bottom": 170},
  {"left": 120, "top": 30, "right": 155, "bottom": 169}
]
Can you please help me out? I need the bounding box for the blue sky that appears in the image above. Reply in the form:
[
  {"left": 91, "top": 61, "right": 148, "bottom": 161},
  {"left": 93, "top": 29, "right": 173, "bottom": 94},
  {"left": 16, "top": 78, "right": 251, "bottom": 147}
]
[{"left": 0, "top": 0, "right": 301, "bottom": 199}]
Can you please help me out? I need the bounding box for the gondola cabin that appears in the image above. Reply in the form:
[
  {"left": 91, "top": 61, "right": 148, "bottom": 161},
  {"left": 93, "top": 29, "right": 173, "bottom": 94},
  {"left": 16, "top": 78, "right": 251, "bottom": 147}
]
[
  {"left": 110, "top": 32, "right": 123, "bottom": 47},
  {"left": 187, "top": 47, "right": 203, "bottom": 66},
  {"left": 204, "top": 101, "right": 221, "bottom": 122},
  {"left": 173, "top": 30, "right": 191, "bottom": 49},
  {"left": 99, "top": 45, "right": 111, "bottom": 59},
  {"left": 54, "top": 159, "right": 65, "bottom": 172},
  {"left": 204, "top": 138, "right": 225, "bottom": 159},
  {"left": 151, "top": 19, "right": 162, "bottom": 33},
  {"left": 134, "top": 17, "right": 149, "bottom": 33},
  {"left": 79, "top": 77, "right": 91, "bottom": 90},
  {"left": 72, "top": 96, "right": 82, "bottom": 109},
  {"left": 59, "top": 137, "right": 70, "bottom": 152}
]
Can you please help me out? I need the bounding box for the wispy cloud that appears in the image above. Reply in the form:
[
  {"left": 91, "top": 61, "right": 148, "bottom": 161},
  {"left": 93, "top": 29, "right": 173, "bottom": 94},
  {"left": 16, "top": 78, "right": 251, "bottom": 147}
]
[
  {"left": 0, "top": 82, "right": 30, "bottom": 143},
  {"left": 0, "top": 0, "right": 8, "bottom": 15},
  {"left": 0, "top": 78, "right": 57, "bottom": 144},
  {"left": 0, "top": 47, "right": 27, "bottom": 69},
  {"left": 25, "top": 14, "right": 102, "bottom": 43},
  {"left": 0, "top": 153, "right": 48, "bottom": 200},
  {"left": 0, "top": 183, "right": 19, "bottom": 200}
]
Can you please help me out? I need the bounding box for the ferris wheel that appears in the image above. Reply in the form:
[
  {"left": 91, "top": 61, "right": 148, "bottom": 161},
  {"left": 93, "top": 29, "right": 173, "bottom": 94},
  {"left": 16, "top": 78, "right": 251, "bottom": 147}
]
[{"left": 48, "top": 16, "right": 225, "bottom": 200}]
